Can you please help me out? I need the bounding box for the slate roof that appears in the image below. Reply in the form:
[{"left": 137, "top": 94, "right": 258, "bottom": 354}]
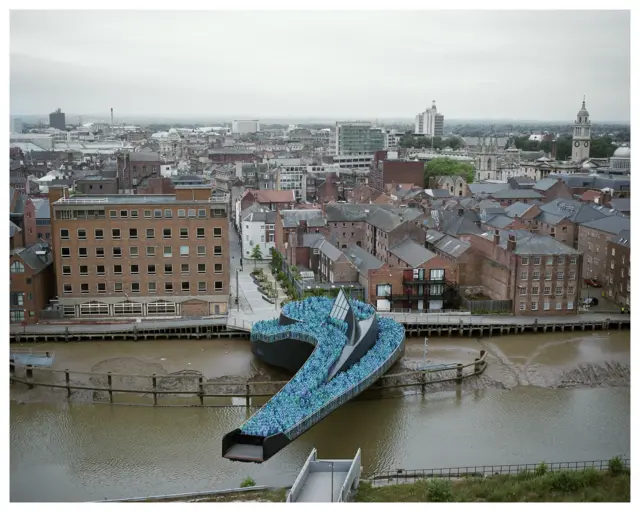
[
  {"left": 468, "top": 183, "right": 509, "bottom": 195},
  {"left": 486, "top": 215, "right": 515, "bottom": 229},
  {"left": 281, "top": 209, "right": 324, "bottom": 228},
  {"left": 538, "top": 198, "right": 606, "bottom": 225},
  {"left": 443, "top": 213, "right": 482, "bottom": 236},
  {"left": 536, "top": 211, "right": 567, "bottom": 226},
  {"left": 315, "top": 239, "right": 344, "bottom": 262},
  {"left": 34, "top": 199, "right": 50, "bottom": 219},
  {"left": 435, "top": 234, "right": 471, "bottom": 258},
  {"left": 580, "top": 215, "right": 630, "bottom": 235},
  {"left": 487, "top": 230, "right": 580, "bottom": 255},
  {"left": 343, "top": 244, "right": 385, "bottom": 273},
  {"left": 476, "top": 199, "right": 502, "bottom": 210},
  {"left": 533, "top": 178, "right": 560, "bottom": 191},
  {"left": 9, "top": 221, "right": 22, "bottom": 238},
  {"left": 610, "top": 198, "right": 631, "bottom": 212},
  {"left": 324, "top": 203, "right": 377, "bottom": 222},
  {"left": 389, "top": 239, "right": 437, "bottom": 267},
  {"left": 425, "top": 229, "right": 446, "bottom": 245},
  {"left": 302, "top": 233, "right": 325, "bottom": 248},
  {"left": 367, "top": 209, "right": 404, "bottom": 232},
  {"left": 243, "top": 210, "right": 277, "bottom": 223},
  {"left": 12, "top": 194, "right": 27, "bottom": 215},
  {"left": 504, "top": 202, "right": 535, "bottom": 218},
  {"left": 430, "top": 189, "right": 451, "bottom": 198},
  {"left": 610, "top": 229, "right": 630, "bottom": 248},
  {"left": 128, "top": 151, "right": 162, "bottom": 162},
  {"left": 489, "top": 189, "right": 543, "bottom": 200},
  {"left": 14, "top": 242, "right": 54, "bottom": 273}
]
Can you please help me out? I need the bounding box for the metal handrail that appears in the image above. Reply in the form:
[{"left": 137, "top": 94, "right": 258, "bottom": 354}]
[
  {"left": 57, "top": 197, "right": 109, "bottom": 204},
  {"left": 339, "top": 448, "right": 362, "bottom": 502}
]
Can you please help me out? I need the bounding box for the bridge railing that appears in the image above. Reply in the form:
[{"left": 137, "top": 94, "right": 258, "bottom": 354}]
[
  {"left": 285, "top": 335, "right": 405, "bottom": 441},
  {"left": 368, "top": 458, "right": 631, "bottom": 484},
  {"left": 338, "top": 448, "right": 362, "bottom": 503},
  {"left": 286, "top": 448, "right": 317, "bottom": 502},
  {"left": 251, "top": 330, "right": 318, "bottom": 346}
]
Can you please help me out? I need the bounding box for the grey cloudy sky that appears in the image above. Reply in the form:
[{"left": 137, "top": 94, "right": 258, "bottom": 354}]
[{"left": 10, "top": 10, "right": 630, "bottom": 121}]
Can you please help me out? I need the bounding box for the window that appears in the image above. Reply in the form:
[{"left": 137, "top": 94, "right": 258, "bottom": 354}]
[
  {"left": 261, "top": 235, "right": 265, "bottom": 243},
  {"left": 78, "top": 229, "right": 87, "bottom": 240},
  {"left": 96, "top": 265, "right": 106, "bottom": 275},
  {"left": 570, "top": 257, "right": 577, "bottom": 265},
  {"left": 131, "top": 264, "right": 139, "bottom": 274},
  {"left": 531, "top": 301, "right": 538, "bottom": 311},
  {"left": 164, "top": 209, "right": 172, "bottom": 218},
  {"left": 612, "top": 248, "right": 616, "bottom": 256},
  {"left": 188, "top": 209, "right": 196, "bottom": 218},
  {"left": 519, "top": 302, "right": 526, "bottom": 311},
  {"left": 519, "top": 286, "right": 527, "bottom": 296},
  {"left": 79, "top": 301, "right": 109, "bottom": 316},
  {"left": 546, "top": 257, "right": 554, "bottom": 265},
  {"left": 129, "top": 228, "right": 138, "bottom": 239},
  {"left": 532, "top": 286, "right": 539, "bottom": 296},
  {"left": 130, "top": 246, "right": 139, "bottom": 257},
  {"left": 97, "top": 283, "right": 107, "bottom": 294},
  {"left": 178, "top": 209, "right": 186, "bottom": 218},
  {"left": 63, "top": 284, "right": 72, "bottom": 294},
  {"left": 621, "top": 268, "right": 625, "bottom": 278},
  {"left": 180, "top": 228, "right": 189, "bottom": 239},
  {"left": 115, "top": 282, "right": 123, "bottom": 293},
  {"left": 198, "top": 263, "right": 206, "bottom": 273},
  {"left": 557, "top": 257, "right": 565, "bottom": 265},
  {"left": 164, "top": 247, "right": 172, "bottom": 257},
  {"left": 113, "top": 247, "right": 122, "bottom": 258},
  {"left": 567, "top": 286, "right": 575, "bottom": 295},
  {"left": 213, "top": 208, "right": 225, "bottom": 217},
  {"left": 163, "top": 228, "right": 172, "bottom": 239},
  {"left": 544, "top": 301, "right": 550, "bottom": 311},
  {"left": 165, "top": 282, "right": 174, "bottom": 293},
  {"left": 214, "top": 281, "right": 223, "bottom": 291},
  {"left": 520, "top": 271, "right": 528, "bottom": 280},
  {"left": 154, "top": 209, "right": 162, "bottom": 219},
  {"left": 555, "top": 286, "right": 563, "bottom": 296},
  {"left": 95, "top": 229, "right": 104, "bottom": 240},
  {"left": 180, "top": 246, "right": 189, "bottom": 257},
  {"left": 430, "top": 269, "right": 444, "bottom": 281},
  {"left": 76, "top": 247, "right": 87, "bottom": 259},
  {"left": 556, "top": 302, "right": 562, "bottom": 310},
  {"left": 112, "top": 228, "right": 121, "bottom": 240},
  {"left": 196, "top": 227, "right": 205, "bottom": 239},
  {"left": 60, "top": 228, "right": 70, "bottom": 240},
  {"left": 11, "top": 261, "right": 25, "bottom": 273},
  {"left": 213, "top": 227, "right": 222, "bottom": 238},
  {"left": 147, "top": 264, "right": 156, "bottom": 275},
  {"left": 164, "top": 263, "right": 173, "bottom": 274},
  {"left": 198, "top": 209, "right": 206, "bottom": 218},
  {"left": 376, "top": 284, "right": 391, "bottom": 296},
  {"left": 114, "top": 264, "right": 123, "bottom": 275},
  {"left": 557, "top": 271, "right": 564, "bottom": 280},
  {"left": 181, "top": 281, "right": 190, "bottom": 292},
  {"left": 131, "top": 210, "right": 138, "bottom": 219},
  {"left": 610, "top": 261, "right": 615, "bottom": 269},
  {"left": 148, "top": 282, "right": 157, "bottom": 293},
  {"left": 567, "top": 301, "right": 574, "bottom": 310},
  {"left": 81, "top": 283, "right": 89, "bottom": 294},
  {"left": 120, "top": 210, "right": 128, "bottom": 218},
  {"left": 198, "top": 281, "right": 206, "bottom": 292},
  {"left": 544, "top": 286, "right": 551, "bottom": 295},
  {"left": 109, "top": 211, "right": 117, "bottom": 219},
  {"left": 61, "top": 247, "right": 71, "bottom": 258},
  {"left": 148, "top": 300, "right": 176, "bottom": 315},
  {"left": 144, "top": 209, "right": 152, "bottom": 218},
  {"left": 533, "top": 257, "right": 541, "bottom": 265},
  {"left": 214, "top": 246, "right": 222, "bottom": 256},
  {"left": 214, "top": 263, "right": 223, "bottom": 274},
  {"left": 545, "top": 272, "right": 551, "bottom": 281},
  {"left": 62, "top": 265, "right": 72, "bottom": 276},
  {"left": 521, "top": 257, "right": 529, "bottom": 266},
  {"left": 181, "top": 263, "right": 189, "bottom": 274},
  {"left": 131, "top": 282, "right": 140, "bottom": 293},
  {"left": 146, "top": 228, "right": 155, "bottom": 239},
  {"left": 113, "top": 301, "right": 143, "bottom": 315},
  {"left": 146, "top": 246, "right": 156, "bottom": 257},
  {"left": 587, "top": 256, "right": 592, "bottom": 264}
]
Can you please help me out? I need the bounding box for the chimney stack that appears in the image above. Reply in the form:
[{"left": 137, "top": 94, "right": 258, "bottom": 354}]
[
  {"left": 507, "top": 233, "right": 516, "bottom": 252},
  {"left": 493, "top": 229, "right": 500, "bottom": 246}
]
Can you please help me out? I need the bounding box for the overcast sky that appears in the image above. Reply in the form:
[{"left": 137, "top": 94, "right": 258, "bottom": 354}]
[{"left": 10, "top": 10, "right": 630, "bottom": 122}]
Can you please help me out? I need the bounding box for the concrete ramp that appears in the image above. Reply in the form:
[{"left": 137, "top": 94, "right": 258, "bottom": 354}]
[{"left": 287, "top": 448, "right": 362, "bottom": 503}]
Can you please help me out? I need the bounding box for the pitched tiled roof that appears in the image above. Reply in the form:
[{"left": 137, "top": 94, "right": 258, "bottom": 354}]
[
  {"left": 344, "top": 244, "right": 385, "bottom": 273},
  {"left": 504, "top": 202, "right": 535, "bottom": 218},
  {"left": 249, "top": 189, "right": 295, "bottom": 203},
  {"left": 389, "top": 239, "right": 437, "bottom": 267},
  {"left": 580, "top": 215, "right": 630, "bottom": 235},
  {"left": 610, "top": 229, "right": 630, "bottom": 248},
  {"left": 533, "top": 178, "right": 560, "bottom": 191},
  {"left": 315, "top": 239, "right": 343, "bottom": 262},
  {"left": 9, "top": 220, "right": 22, "bottom": 238},
  {"left": 610, "top": 198, "right": 631, "bottom": 212},
  {"left": 435, "top": 234, "right": 471, "bottom": 258},
  {"left": 14, "top": 242, "right": 54, "bottom": 273},
  {"left": 489, "top": 189, "right": 543, "bottom": 199}
]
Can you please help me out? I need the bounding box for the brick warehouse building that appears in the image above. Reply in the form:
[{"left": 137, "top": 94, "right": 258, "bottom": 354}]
[
  {"left": 49, "top": 185, "right": 229, "bottom": 319},
  {"left": 369, "top": 151, "right": 425, "bottom": 192}
]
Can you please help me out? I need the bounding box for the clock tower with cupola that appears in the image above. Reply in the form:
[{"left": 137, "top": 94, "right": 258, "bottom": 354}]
[{"left": 571, "top": 97, "right": 591, "bottom": 163}]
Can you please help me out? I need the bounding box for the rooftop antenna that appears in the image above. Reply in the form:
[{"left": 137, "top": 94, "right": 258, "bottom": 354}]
[{"left": 111, "top": 108, "right": 114, "bottom": 127}]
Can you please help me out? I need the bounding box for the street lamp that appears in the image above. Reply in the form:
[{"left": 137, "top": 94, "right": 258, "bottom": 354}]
[{"left": 236, "top": 268, "right": 240, "bottom": 312}]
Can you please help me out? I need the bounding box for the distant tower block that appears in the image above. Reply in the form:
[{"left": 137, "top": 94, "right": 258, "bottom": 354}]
[{"left": 111, "top": 108, "right": 114, "bottom": 126}]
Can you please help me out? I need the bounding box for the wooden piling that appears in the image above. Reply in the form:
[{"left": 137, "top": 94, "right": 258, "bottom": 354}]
[
  {"left": 65, "top": 369, "right": 71, "bottom": 398},
  {"left": 456, "top": 363, "right": 463, "bottom": 383},
  {"left": 198, "top": 377, "right": 204, "bottom": 406},
  {"left": 10, "top": 358, "right": 15, "bottom": 376},
  {"left": 107, "top": 372, "right": 113, "bottom": 403},
  {"left": 26, "top": 365, "right": 34, "bottom": 389},
  {"left": 152, "top": 374, "right": 158, "bottom": 406},
  {"left": 474, "top": 358, "right": 481, "bottom": 373},
  {"left": 245, "top": 384, "right": 250, "bottom": 408}
]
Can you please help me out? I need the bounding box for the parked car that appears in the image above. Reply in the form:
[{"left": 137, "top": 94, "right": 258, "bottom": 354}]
[
  {"left": 584, "top": 279, "right": 602, "bottom": 288},
  {"left": 582, "top": 297, "right": 599, "bottom": 307}
]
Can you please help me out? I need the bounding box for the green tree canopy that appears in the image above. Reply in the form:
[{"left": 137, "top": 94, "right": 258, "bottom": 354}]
[{"left": 424, "top": 157, "right": 475, "bottom": 187}]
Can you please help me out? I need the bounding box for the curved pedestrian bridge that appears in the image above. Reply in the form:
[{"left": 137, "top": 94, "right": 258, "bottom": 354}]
[{"left": 222, "top": 289, "right": 405, "bottom": 463}]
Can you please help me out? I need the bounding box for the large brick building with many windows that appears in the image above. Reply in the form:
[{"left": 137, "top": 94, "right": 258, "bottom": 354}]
[{"left": 49, "top": 185, "right": 230, "bottom": 319}]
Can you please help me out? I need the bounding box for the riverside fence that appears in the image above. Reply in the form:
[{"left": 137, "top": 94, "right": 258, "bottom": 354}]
[
  {"left": 10, "top": 351, "right": 488, "bottom": 407},
  {"left": 367, "top": 458, "right": 631, "bottom": 485}
]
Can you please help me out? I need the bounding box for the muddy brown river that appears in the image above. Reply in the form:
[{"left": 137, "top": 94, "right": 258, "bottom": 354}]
[{"left": 10, "top": 332, "right": 630, "bottom": 502}]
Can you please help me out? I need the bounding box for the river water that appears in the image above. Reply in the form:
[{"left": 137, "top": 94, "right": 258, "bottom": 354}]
[{"left": 10, "top": 332, "right": 630, "bottom": 502}]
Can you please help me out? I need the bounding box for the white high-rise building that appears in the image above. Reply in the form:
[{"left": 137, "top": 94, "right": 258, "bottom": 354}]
[
  {"left": 571, "top": 98, "right": 591, "bottom": 163},
  {"left": 415, "top": 101, "right": 444, "bottom": 137},
  {"left": 10, "top": 117, "right": 23, "bottom": 134},
  {"left": 232, "top": 120, "right": 260, "bottom": 134}
]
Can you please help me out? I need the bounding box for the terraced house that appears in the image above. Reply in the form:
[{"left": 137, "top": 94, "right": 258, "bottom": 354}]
[{"left": 49, "top": 185, "right": 229, "bottom": 319}]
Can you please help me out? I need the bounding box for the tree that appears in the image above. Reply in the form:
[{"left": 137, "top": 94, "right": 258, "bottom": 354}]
[
  {"left": 250, "top": 244, "right": 263, "bottom": 269},
  {"left": 424, "top": 157, "right": 475, "bottom": 187}
]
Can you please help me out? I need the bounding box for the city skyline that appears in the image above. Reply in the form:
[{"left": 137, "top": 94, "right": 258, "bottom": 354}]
[{"left": 10, "top": 10, "right": 631, "bottom": 122}]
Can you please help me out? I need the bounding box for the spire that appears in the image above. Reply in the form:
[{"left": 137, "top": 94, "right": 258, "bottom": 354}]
[{"left": 582, "top": 95, "right": 586, "bottom": 109}]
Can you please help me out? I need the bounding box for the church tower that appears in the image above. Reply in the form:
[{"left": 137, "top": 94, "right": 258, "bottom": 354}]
[
  {"left": 571, "top": 97, "right": 591, "bottom": 163},
  {"left": 476, "top": 136, "right": 498, "bottom": 181}
]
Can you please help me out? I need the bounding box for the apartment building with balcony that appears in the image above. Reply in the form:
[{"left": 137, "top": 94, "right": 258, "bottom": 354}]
[{"left": 49, "top": 185, "right": 229, "bottom": 319}]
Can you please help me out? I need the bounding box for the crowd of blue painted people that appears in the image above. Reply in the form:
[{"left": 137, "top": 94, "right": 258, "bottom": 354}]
[{"left": 241, "top": 297, "right": 405, "bottom": 437}]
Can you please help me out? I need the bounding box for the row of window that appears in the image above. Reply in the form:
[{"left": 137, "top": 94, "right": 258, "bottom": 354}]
[
  {"left": 521, "top": 256, "right": 578, "bottom": 266},
  {"left": 56, "top": 207, "right": 225, "bottom": 221},
  {"left": 519, "top": 285, "right": 575, "bottom": 296},
  {"left": 60, "top": 245, "right": 225, "bottom": 258},
  {"left": 68, "top": 300, "right": 179, "bottom": 316},
  {"left": 520, "top": 271, "right": 576, "bottom": 281},
  {"left": 519, "top": 300, "right": 574, "bottom": 311},
  {"left": 60, "top": 227, "right": 223, "bottom": 241},
  {"left": 61, "top": 262, "right": 222, "bottom": 276},
  {"left": 62, "top": 281, "right": 224, "bottom": 294}
]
